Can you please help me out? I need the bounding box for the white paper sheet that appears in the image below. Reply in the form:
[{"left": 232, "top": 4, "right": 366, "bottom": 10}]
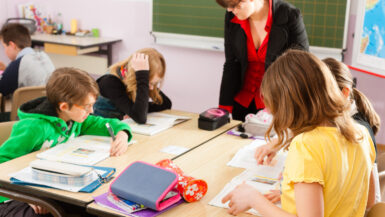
[{"left": 208, "top": 170, "right": 279, "bottom": 216}]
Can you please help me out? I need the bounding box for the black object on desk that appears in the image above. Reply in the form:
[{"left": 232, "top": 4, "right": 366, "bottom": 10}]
[{"left": 198, "top": 108, "right": 230, "bottom": 131}]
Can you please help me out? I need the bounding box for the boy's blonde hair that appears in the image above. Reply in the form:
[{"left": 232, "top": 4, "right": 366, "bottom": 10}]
[
  {"left": 46, "top": 67, "right": 99, "bottom": 110},
  {"left": 109, "top": 48, "right": 165, "bottom": 104},
  {"left": 261, "top": 49, "right": 361, "bottom": 150},
  {"left": 323, "top": 58, "right": 380, "bottom": 135}
]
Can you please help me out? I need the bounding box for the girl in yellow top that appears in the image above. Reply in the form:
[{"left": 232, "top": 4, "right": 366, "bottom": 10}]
[{"left": 222, "top": 49, "right": 376, "bottom": 217}]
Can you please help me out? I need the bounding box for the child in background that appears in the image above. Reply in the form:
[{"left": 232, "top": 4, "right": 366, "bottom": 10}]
[
  {"left": 0, "top": 67, "right": 132, "bottom": 216},
  {"left": 0, "top": 23, "right": 54, "bottom": 97},
  {"left": 323, "top": 58, "right": 380, "bottom": 151},
  {"left": 93, "top": 48, "right": 171, "bottom": 124},
  {"left": 223, "top": 50, "right": 375, "bottom": 217}
]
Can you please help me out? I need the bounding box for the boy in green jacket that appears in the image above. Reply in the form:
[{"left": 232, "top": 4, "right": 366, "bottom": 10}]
[{"left": 0, "top": 67, "right": 132, "bottom": 217}]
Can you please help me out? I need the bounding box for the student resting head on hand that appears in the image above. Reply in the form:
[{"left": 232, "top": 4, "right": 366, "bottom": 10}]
[{"left": 93, "top": 48, "right": 172, "bottom": 124}]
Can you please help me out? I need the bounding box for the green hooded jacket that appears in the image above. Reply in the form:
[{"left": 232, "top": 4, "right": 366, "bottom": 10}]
[{"left": 0, "top": 97, "right": 132, "bottom": 203}]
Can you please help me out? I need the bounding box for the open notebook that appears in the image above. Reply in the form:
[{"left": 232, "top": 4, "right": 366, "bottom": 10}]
[
  {"left": 122, "top": 112, "right": 190, "bottom": 136},
  {"left": 37, "top": 135, "right": 136, "bottom": 166}
]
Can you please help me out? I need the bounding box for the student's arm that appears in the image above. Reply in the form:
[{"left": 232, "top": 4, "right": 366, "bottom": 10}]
[
  {"left": 367, "top": 169, "right": 376, "bottom": 209},
  {"left": 80, "top": 115, "right": 132, "bottom": 156},
  {"left": 0, "top": 59, "right": 21, "bottom": 96},
  {"left": 80, "top": 115, "right": 132, "bottom": 140},
  {"left": 287, "top": 7, "right": 309, "bottom": 51},
  {"left": 0, "top": 120, "right": 46, "bottom": 163},
  {"left": 98, "top": 73, "right": 150, "bottom": 124},
  {"left": 222, "top": 182, "right": 323, "bottom": 217},
  {"left": 148, "top": 90, "right": 172, "bottom": 112}
]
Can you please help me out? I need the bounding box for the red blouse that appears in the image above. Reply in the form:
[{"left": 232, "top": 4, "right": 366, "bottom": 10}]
[{"left": 231, "top": 0, "right": 273, "bottom": 109}]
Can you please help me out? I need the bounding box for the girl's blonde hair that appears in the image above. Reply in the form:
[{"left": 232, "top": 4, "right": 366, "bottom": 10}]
[
  {"left": 261, "top": 49, "right": 361, "bottom": 150},
  {"left": 323, "top": 58, "right": 380, "bottom": 135},
  {"left": 110, "top": 48, "right": 166, "bottom": 104}
]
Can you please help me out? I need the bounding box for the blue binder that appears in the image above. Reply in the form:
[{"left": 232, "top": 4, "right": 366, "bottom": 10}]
[{"left": 10, "top": 165, "right": 115, "bottom": 193}]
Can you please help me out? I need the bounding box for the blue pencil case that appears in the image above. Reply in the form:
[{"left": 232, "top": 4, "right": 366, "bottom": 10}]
[{"left": 109, "top": 161, "right": 181, "bottom": 211}]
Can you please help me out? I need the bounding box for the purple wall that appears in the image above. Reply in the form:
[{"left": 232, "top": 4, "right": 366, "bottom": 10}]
[{"left": 1, "top": 0, "right": 385, "bottom": 143}]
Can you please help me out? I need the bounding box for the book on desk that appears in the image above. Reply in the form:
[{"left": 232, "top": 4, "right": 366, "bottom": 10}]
[
  {"left": 36, "top": 135, "right": 135, "bottom": 165},
  {"left": 122, "top": 112, "right": 190, "bottom": 136}
]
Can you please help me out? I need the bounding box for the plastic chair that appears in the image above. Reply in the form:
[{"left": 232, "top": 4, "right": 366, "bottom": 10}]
[
  {"left": 0, "top": 93, "right": 4, "bottom": 112},
  {"left": 0, "top": 121, "right": 15, "bottom": 145},
  {"left": 366, "top": 202, "right": 385, "bottom": 217},
  {"left": 10, "top": 86, "right": 46, "bottom": 121}
]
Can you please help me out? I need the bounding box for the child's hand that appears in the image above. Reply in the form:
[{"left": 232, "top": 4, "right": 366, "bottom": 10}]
[
  {"left": 0, "top": 61, "right": 5, "bottom": 70},
  {"left": 29, "top": 204, "right": 49, "bottom": 215},
  {"left": 264, "top": 189, "right": 281, "bottom": 203},
  {"left": 110, "top": 131, "right": 129, "bottom": 156},
  {"left": 254, "top": 140, "right": 278, "bottom": 165},
  {"left": 222, "top": 182, "right": 262, "bottom": 215},
  {"left": 131, "top": 53, "right": 149, "bottom": 71}
]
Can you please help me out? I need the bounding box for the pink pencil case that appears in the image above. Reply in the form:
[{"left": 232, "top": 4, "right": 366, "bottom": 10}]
[{"left": 109, "top": 161, "right": 181, "bottom": 211}]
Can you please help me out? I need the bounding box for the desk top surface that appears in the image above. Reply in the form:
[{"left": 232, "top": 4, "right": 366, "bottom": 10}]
[
  {"left": 87, "top": 132, "right": 256, "bottom": 217},
  {"left": 0, "top": 110, "right": 240, "bottom": 207},
  {"left": 31, "top": 33, "right": 122, "bottom": 47}
]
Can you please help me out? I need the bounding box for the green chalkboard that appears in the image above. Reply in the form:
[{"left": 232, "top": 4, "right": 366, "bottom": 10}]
[{"left": 152, "top": 0, "right": 348, "bottom": 49}]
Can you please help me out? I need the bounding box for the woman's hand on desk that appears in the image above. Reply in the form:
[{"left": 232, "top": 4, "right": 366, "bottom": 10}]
[
  {"left": 29, "top": 204, "right": 50, "bottom": 215},
  {"left": 110, "top": 130, "right": 129, "bottom": 156},
  {"left": 131, "top": 53, "right": 149, "bottom": 71}
]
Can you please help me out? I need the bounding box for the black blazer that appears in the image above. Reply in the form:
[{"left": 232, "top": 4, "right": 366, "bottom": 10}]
[{"left": 219, "top": 0, "right": 309, "bottom": 107}]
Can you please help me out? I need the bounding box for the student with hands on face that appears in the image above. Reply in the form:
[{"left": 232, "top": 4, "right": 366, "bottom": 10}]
[
  {"left": 222, "top": 50, "right": 376, "bottom": 217},
  {"left": 94, "top": 48, "right": 172, "bottom": 124}
]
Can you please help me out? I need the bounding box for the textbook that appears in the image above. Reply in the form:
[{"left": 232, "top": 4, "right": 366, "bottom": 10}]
[
  {"left": 122, "top": 112, "right": 190, "bottom": 136},
  {"left": 36, "top": 135, "right": 135, "bottom": 166}
]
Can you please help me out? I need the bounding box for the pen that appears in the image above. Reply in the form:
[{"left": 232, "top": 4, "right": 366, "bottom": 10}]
[{"left": 105, "top": 123, "right": 116, "bottom": 141}]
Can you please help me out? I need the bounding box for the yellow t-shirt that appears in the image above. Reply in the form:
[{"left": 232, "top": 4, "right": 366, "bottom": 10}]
[{"left": 281, "top": 125, "right": 375, "bottom": 217}]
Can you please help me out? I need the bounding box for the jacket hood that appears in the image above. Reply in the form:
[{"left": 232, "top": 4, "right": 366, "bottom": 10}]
[{"left": 18, "top": 96, "right": 60, "bottom": 122}]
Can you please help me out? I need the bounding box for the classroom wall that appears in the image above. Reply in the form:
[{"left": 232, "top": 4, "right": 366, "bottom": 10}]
[
  {"left": 0, "top": 0, "right": 224, "bottom": 115},
  {"left": 1, "top": 0, "right": 385, "bottom": 143},
  {"left": 0, "top": 0, "right": 10, "bottom": 65},
  {"left": 344, "top": 0, "right": 385, "bottom": 144}
]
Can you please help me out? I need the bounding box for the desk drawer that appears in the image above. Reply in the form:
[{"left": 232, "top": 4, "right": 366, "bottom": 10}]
[{"left": 44, "top": 43, "right": 99, "bottom": 56}]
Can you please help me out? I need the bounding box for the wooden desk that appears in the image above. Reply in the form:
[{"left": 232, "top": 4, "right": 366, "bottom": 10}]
[
  {"left": 31, "top": 33, "right": 121, "bottom": 66},
  {"left": 87, "top": 133, "right": 254, "bottom": 217},
  {"left": 0, "top": 110, "right": 240, "bottom": 208}
]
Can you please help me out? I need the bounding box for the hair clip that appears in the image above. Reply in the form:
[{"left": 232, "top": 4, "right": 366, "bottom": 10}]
[{"left": 120, "top": 65, "right": 127, "bottom": 78}]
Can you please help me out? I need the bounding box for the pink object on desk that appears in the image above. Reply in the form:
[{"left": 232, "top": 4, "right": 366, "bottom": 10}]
[{"left": 0, "top": 70, "right": 4, "bottom": 75}]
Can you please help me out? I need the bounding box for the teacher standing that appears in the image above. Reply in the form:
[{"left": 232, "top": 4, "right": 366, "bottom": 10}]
[{"left": 216, "top": 0, "right": 309, "bottom": 121}]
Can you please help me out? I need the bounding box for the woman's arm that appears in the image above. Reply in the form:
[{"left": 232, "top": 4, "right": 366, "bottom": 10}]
[
  {"left": 219, "top": 12, "right": 241, "bottom": 111},
  {"left": 287, "top": 7, "right": 309, "bottom": 51}
]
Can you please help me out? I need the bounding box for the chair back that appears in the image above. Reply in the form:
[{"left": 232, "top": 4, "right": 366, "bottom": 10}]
[
  {"left": 367, "top": 202, "right": 385, "bottom": 217},
  {"left": 0, "top": 121, "right": 16, "bottom": 145},
  {"left": 10, "top": 86, "right": 46, "bottom": 121}
]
